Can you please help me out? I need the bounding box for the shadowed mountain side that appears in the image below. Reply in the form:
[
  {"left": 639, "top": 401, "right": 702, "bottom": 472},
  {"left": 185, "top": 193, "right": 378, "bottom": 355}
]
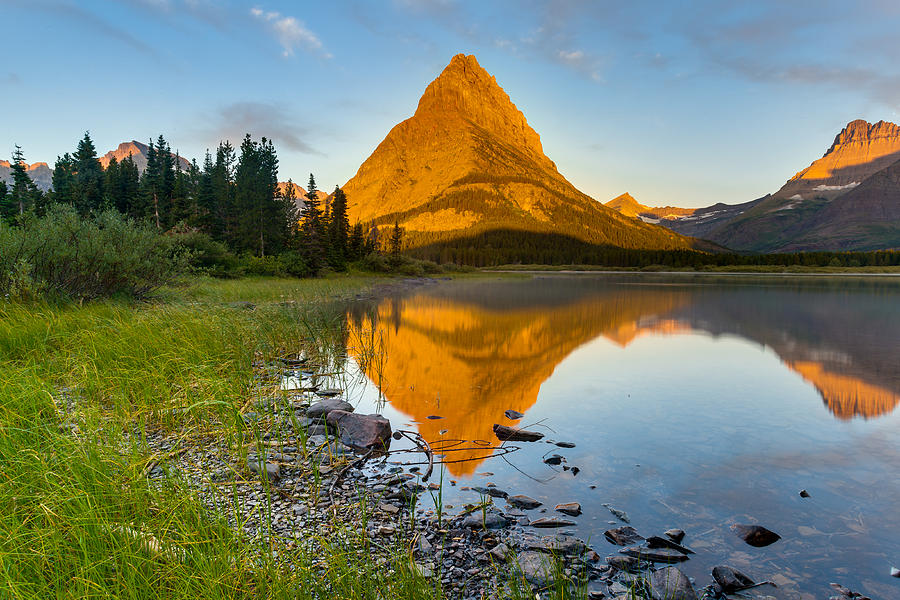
[
  {"left": 403, "top": 228, "right": 723, "bottom": 266},
  {"left": 343, "top": 54, "right": 698, "bottom": 252},
  {"left": 346, "top": 284, "right": 692, "bottom": 475}
]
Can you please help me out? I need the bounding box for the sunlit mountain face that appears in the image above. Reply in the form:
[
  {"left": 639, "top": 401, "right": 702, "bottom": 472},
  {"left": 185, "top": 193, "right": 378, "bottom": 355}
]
[{"left": 346, "top": 276, "right": 900, "bottom": 475}]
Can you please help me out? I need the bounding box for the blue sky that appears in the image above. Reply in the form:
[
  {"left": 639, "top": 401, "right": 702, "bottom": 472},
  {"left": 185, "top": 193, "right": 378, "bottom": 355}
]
[{"left": 3, "top": 0, "right": 900, "bottom": 207}]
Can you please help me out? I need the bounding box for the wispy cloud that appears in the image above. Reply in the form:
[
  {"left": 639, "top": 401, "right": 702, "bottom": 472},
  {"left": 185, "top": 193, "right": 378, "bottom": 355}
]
[
  {"left": 250, "top": 7, "right": 330, "bottom": 58},
  {"left": 11, "top": 0, "right": 159, "bottom": 58},
  {"left": 198, "top": 101, "right": 324, "bottom": 156}
]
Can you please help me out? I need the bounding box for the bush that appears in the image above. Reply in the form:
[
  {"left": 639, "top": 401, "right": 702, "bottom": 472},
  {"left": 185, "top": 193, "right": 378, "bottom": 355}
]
[
  {"left": 168, "top": 227, "right": 241, "bottom": 278},
  {"left": 0, "top": 205, "right": 186, "bottom": 301}
]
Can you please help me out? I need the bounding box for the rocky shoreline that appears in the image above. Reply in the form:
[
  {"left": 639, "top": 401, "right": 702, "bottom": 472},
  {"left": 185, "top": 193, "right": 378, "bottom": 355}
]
[{"left": 135, "top": 356, "right": 879, "bottom": 600}]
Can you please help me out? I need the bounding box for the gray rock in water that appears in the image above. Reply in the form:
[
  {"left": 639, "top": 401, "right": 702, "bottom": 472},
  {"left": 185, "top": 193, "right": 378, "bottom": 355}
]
[
  {"left": 525, "top": 534, "right": 586, "bottom": 555},
  {"left": 605, "top": 555, "right": 640, "bottom": 572},
  {"left": 555, "top": 502, "right": 582, "bottom": 517},
  {"left": 504, "top": 409, "right": 524, "bottom": 420},
  {"left": 516, "top": 551, "right": 556, "bottom": 587},
  {"left": 531, "top": 517, "right": 576, "bottom": 528},
  {"left": 508, "top": 494, "right": 542, "bottom": 509},
  {"left": 649, "top": 566, "right": 697, "bottom": 600},
  {"left": 463, "top": 511, "right": 509, "bottom": 530},
  {"left": 712, "top": 565, "right": 755, "bottom": 593},
  {"left": 471, "top": 486, "right": 508, "bottom": 499},
  {"left": 247, "top": 459, "right": 280, "bottom": 481},
  {"left": 326, "top": 410, "right": 392, "bottom": 450},
  {"left": 307, "top": 398, "right": 353, "bottom": 419},
  {"left": 602, "top": 503, "right": 630, "bottom": 523},
  {"left": 619, "top": 546, "right": 689, "bottom": 564},
  {"left": 646, "top": 535, "right": 694, "bottom": 554},
  {"left": 664, "top": 529, "right": 686, "bottom": 544},
  {"left": 892, "top": 566, "right": 900, "bottom": 578},
  {"left": 731, "top": 523, "right": 781, "bottom": 547},
  {"left": 604, "top": 526, "right": 644, "bottom": 546},
  {"left": 492, "top": 423, "right": 544, "bottom": 442},
  {"left": 555, "top": 441, "right": 576, "bottom": 448},
  {"left": 315, "top": 388, "right": 342, "bottom": 397},
  {"left": 543, "top": 454, "right": 564, "bottom": 466},
  {"left": 800, "top": 489, "right": 810, "bottom": 498}
]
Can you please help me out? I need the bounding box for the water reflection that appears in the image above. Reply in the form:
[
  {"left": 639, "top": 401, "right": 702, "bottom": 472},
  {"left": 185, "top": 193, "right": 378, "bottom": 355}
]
[{"left": 348, "top": 275, "right": 900, "bottom": 475}]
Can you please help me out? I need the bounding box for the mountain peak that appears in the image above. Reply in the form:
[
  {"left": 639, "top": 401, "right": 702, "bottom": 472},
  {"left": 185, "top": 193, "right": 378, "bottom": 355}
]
[
  {"left": 828, "top": 119, "right": 900, "bottom": 153},
  {"left": 413, "top": 54, "right": 548, "bottom": 163},
  {"left": 342, "top": 54, "right": 694, "bottom": 253}
]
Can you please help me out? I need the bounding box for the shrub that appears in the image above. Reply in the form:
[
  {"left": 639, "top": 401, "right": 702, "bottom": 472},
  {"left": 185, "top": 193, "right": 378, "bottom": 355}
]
[
  {"left": 168, "top": 227, "right": 241, "bottom": 278},
  {"left": 0, "top": 205, "right": 186, "bottom": 301}
]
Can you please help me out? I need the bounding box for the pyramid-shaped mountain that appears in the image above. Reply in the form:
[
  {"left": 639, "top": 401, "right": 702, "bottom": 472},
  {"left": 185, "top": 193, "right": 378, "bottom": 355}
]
[{"left": 343, "top": 54, "right": 696, "bottom": 251}]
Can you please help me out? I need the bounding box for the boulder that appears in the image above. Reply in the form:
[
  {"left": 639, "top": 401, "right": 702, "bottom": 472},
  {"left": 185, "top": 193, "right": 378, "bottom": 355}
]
[
  {"left": 664, "top": 529, "right": 686, "bottom": 544},
  {"left": 531, "top": 517, "right": 576, "bottom": 528},
  {"left": 508, "top": 494, "right": 542, "bottom": 509},
  {"left": 605, "top": 555, "right": 640, "bottom": 572},
  {"left": 516, "top": 551, "right": 556, "bottom": 587},
  {"left": 604, "top": 526, "right": 644, "bottom": 546},
  {"left": 463, "top": 511, "right": 509, "bottom": 530},
  {"left": 493, "top": 423, "right": 544, "bottom": 442},
  {"left": 649, "top": 566, "right": 697, "bottom": 600},
  {"left": 307, "top": 398, "right": 353, "bottom": 419},
  {"left": 525, "top": 534, "right": 586, "bottom": 555},
  {"left": 555, "top": 502, "right": 582, "bottom": 517},
  {"left": 619, "top": 546, "right": 689, "bottom": 564},
  {"left": 731, "top": 524, "right": 781, "bottom": 547},
  {"left": 325, "top": 410, "right": 391, "bottom": 450},
  {"left": 646, "top": 535, "right": 694, "bottom": 554},
  {"left": 712, "top": 565, "right": 755, "bottom": 593}
]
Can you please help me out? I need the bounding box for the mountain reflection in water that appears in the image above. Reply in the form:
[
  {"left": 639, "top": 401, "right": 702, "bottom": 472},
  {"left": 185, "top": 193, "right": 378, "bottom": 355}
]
[{"left": 347, "top": 275, "right": 900, "bottom": 475}]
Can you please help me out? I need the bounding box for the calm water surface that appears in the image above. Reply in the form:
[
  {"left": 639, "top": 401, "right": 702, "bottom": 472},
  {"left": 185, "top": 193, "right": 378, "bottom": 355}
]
[{"left": 331, "top": 274, "right": 900, "bottom": 599}]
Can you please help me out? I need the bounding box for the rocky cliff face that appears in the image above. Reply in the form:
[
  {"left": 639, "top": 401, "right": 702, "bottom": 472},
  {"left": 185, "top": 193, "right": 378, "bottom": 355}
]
[
  {"left": 99, "top": 140, "right": 191, "bottom": 173},
  {"left": 0, "top": 160, "right": 52, "bottom": 191},
  {"left": 342, "top": 54, "right": 695, "bottom": 251},
  {"left": 774, "top": 119, "right": 900, "bottom": 201},
  {"left": 604, "top": 193, "right": 648, "bottom": 217}
]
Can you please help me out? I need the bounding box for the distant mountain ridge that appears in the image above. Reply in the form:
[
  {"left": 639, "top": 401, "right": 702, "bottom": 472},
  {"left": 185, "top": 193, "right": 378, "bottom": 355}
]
[
  {"left": 99, "top": 140, "right": 192, "bottom": 173},
  {"left": 604, "top": 119, "right": 900, "bottom": 252},
  {"left": 0, "top": 160, "right": 52, "bottom": 191},
  {"left": 342, "top": 54, "right": 698, "bottom": 252}
]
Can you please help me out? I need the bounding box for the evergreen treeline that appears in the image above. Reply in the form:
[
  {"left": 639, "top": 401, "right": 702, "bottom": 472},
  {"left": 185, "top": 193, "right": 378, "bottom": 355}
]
[
  {"left": 408, "top": 229, "right": 900, "bottom": 268},
  {"left": 2, "top": 133, "right": 376, "bottom": 276}
]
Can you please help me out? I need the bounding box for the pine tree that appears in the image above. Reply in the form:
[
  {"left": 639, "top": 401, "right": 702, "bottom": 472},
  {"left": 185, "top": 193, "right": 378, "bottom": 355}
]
[
  {"left": 0, "top": 180, "right": 13, "bottom": 224},
  {"left": 233, "top": 135, "right": 283, "bottom": 256},
  {"left": 299, "top": 173, "right": 325, "bottom": 273},
  {"left": 117, "top": 154, "right": 141, "bottom": 217},
  {"left": 51, "top": 153, "right": 77, "bottom": 206},
  {"left": 389, "top": 220, "right": 404, "bottom": 266},
  {"left": 9, "top": 145, "right": 39, "bottom": 217},
  {"left": 73, "top": 132, "right": 104, "bottom": 214},
  {"left": 104, "top": 155, "right": 120, "bottom": 210},
  {"left": 327, "top": 187, "right": 350, "bottom": 270},
  {"left": 348, "top": 222, "right": 365, "bottom": 260},
  {"left": 211, "top": 142, "right": 236, "bottom": 242}
]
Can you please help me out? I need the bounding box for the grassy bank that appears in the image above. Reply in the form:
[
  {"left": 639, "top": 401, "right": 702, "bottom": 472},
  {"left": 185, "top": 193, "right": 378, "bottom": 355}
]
[{"left": 0, "top": 275, "right": 450, "bottom": 599}]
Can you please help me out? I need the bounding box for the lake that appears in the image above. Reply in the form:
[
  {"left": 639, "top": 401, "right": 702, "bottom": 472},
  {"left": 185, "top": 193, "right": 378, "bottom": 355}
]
[{"left": 331, "top": 273, "right": 900, "bottom": 599}]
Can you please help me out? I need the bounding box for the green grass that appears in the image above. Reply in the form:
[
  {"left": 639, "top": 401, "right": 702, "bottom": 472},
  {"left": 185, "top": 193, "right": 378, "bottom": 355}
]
[{"left": 0, "top": 275, "right": 454, "bottom": 599}]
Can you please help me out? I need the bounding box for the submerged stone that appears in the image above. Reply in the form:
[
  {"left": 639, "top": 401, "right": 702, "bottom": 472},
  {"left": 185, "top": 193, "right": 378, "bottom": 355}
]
[
  {"left": 731, "top": 523, "right": 781, "bottom": 547},
  {"left": 649, "top": 566, "right": 697, "bottom": 600},
  {"left": 712, "top": 565, "right": 755, "bottom": 593}
]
